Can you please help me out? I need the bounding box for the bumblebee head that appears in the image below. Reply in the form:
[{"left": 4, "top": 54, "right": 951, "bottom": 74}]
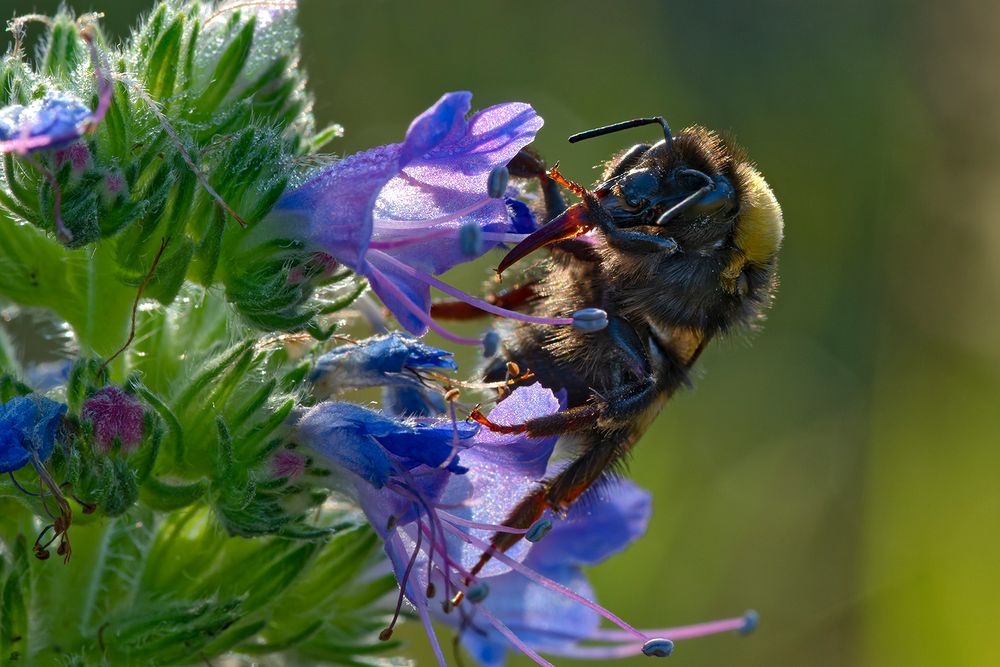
[{"left": 585, "top": 119, "right": 783, "bottom": 331}]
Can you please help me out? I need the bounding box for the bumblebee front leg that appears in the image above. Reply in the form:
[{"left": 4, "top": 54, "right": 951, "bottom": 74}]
[
  {"left": 582, "top": 190, "right": 680, "bottom": 255},
  {"left": 507, "top": 148, "right": 567, "bottom": 223}
]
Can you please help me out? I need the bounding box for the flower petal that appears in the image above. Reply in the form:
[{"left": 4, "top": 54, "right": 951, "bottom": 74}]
[
  {"left": 531, "top": 479, "right": 652, "bottom": 568},
  {"left": 296, "top": 402, "right": 393, "bottom": 487},
  {"left": 468, "top": 382, "right": 561, "bottom": 477},
  {"left": 366, "top": 252, "right": 433, "bottom": 336},
  {"left": 277, "top": 143, "right": 402, "bottom": 270},
  {"left": 399, "top": 91, "right": 472, "bottom": 167}
]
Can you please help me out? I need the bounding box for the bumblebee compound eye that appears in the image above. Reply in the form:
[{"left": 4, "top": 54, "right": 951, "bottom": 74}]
[
  {"left": 683, "top": 173, "right": 737, "bottom": 219},
  {"left": 616, "top": 170, "right": 660, "bottom": 212}
]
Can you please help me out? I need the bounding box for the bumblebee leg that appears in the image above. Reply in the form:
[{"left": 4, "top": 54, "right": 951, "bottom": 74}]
[
  {"left": 582, "top": 190, "right": 680, "bottom": 254},
  {"left": 507, "top": 148, "right": 567, "bottom": 222},
  {"left": 469, "top": 378, "right": 659, "bottom": 575}
]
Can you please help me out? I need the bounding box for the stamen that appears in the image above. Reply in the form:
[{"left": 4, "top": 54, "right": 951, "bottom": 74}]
[
  {"left": 572, "top": 307, "right": 608, "bottom": 332},
  {"left": 525, "top": 519, "right": 552, "bottom": 542},
  {"left": 466, "top": 582, "right": 489, "bottom": 603},
  {"left": 380, "top": 511, "right": 424, "bottom": 642},
  {"left": 437, "top": 511, "right": 532, "bottom": 535},
  {"left": 588, "top": 610, "right": 759, "bottom": 642},
  {"left": 370, "top": 251, "right": 576, "bottom": 327},
  {"left": 439, "top": 520, "right": 647, "bottom": 641},
  {"left": 388, "top": 531, "right": 448, "bottom": 667},
  {"left": 474, "top": 604, "right": 556, "bottom": 667},
  {"left": 642, "top": 639, "right": 675, "bottom": 657},
  {"left": 482, "top": 331, "right": 500, "bottom": 357},
  {"left": 481, "top": 231, "right": 533, "bottom": 244},
  {"left": 438, "top": 397, "right": 462, "bottom": 470},
  {"left": 365, "top": 263, "right": 482, "bottom": 346},
  {"left": 487, "top": 166, "right": 509, "bottom": 199},
  {"left": 459, "top": 222, "right": 483, "bottom": 256}
]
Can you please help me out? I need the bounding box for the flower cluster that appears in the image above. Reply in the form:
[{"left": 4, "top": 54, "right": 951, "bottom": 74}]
[
  {"left": 0, "top": 3, "right": 754, "bottom": 666},
  {"left": 297, "top": 340, "right": 756, "bottom": 666}
]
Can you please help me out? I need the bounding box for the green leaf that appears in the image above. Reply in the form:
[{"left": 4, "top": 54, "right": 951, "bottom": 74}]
[
  {"left": 144, "top": 15, "right": 184, "bottom": 101},
  {"left": 194, "top": 16, "right": 257, "bottom": 113}
]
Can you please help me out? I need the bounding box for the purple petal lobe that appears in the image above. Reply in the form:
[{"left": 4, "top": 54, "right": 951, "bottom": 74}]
[
  {"left": 531, "top": 479, "right": 652, "bottom": 568},
  {"left": 400, "top": 91, "right": 472, "bottom": 166}
]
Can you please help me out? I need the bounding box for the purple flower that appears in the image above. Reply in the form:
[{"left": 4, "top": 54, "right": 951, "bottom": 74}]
[
  {"left": 299, "top": 382, "right": 756, "bottom": 665},
  {"left": 0, "top": 395, "right": 66, "bottom": 473},
  {"left": 271, "top": 92, "right": 599, "bottom": 345},
  {"left": 81, "top": 386, "right": 145, "bottom": 453},
  {"left": 450, "top": 478, "right": 757, "bottom": 665}
]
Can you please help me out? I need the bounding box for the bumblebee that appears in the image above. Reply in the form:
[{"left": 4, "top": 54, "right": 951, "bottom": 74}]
[{"left": 439, "top": 116, "right": 783, "bottom": 575}]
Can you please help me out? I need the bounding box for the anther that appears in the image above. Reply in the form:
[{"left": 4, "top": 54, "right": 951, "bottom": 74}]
[
  {"left": 641, "top": 638, "right": 674, "bottom": 658},
  {"left": 444, "top": 388, "right": 461, "bottom": 402},
  {"left": 459, "top": 222, "right": 484, "bottom": 257},
  {"left": 378, "top": 628, "right": 394, "bottom": 641},
  {"left": 482, "top": 330, "right": 501, "bottom": 357},
  {"left": 386, "top": 515, "right": 397, "bottom": 531},
  {"left": 426, "top": 582, "right": 437, "bottom": 599},
  {"left": 525, "top": 519, "right": 552, "bottom": 543},
  {"left": 487, "top": 166, "right": 509, "bottom": 199},
  {"left": 506, "top": 361, "right": 520, "bottom": 377},
  {"left": 740, "top": 610, "right": 759, "bottom": 635},
  {"left": 572, "top": 307, "right": 608, "bottom": 332},
  {"left": 466, "top": 582, "right": 489, "bottom": 603}
]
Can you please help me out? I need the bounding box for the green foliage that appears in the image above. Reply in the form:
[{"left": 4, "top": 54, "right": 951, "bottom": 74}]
[
  {"left": 0, "top": 1, "right": 350, "bottom": 354},
  {"left": 0, "top": 3, "right": 398, "bottom": 665}
]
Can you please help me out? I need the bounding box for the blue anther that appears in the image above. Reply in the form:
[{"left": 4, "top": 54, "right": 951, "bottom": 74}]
[
  {"left": 466, "top": 582, "right": 490, "bottom": 603},
  {"left": 641, "top": 638, "right": 674, "bottom": 658},
  {"left": 459, "top": 222, "right": 484, "bottom": 256},
  {"left": 740, "top": 610, "right": 759, "bottom": 635},
  {"left": 482, "top": 330, "right": 501, "bottom": 358},
  {"left": 487, "top": 166, "right": 509, "bottom": 199},
  {"left": 525, "top": 519, "right": 552, "bottom": 543},
  {"left": 572, "top": 307, "right": 608, "bottom": 332}
]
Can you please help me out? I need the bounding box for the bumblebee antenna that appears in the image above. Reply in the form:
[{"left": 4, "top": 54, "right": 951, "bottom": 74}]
[{"left": 568, "top": 116, "right": 673, "bottom": 154}]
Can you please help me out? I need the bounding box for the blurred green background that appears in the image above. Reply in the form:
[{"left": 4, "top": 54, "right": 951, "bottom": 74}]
[{"left": 7, "top": 0, "right": 1000, "bottom": 665}]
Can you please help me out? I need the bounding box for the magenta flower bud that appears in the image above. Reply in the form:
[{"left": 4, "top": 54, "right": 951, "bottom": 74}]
[
  {"left": 81, "top": 386, "right": 145, "bottom": 453},
  {"left": 56, "top": 142, "right": 92, "bottom": 173},
  {"left": 269, "top": 449, "right": 307, "bottom": 481},
  {"left": 100, "top": 169, "right": 128, "bottom": 206}
]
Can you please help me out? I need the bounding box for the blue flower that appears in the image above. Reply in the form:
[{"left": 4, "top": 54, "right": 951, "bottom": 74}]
[
  {"left": 0, "top": 395, "right": 66, "bottom": 473},
  {"left": 295, "top": 399, "right": 478, "bottom": 488},
  {"left": 310, "top": 332, "right": 457, "bottom": 398},
  {"left": 0, "top": 94, "right": 93, "bottom": 154}
]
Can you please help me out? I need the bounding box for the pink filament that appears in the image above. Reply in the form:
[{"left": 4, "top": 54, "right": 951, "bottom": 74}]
[
  {"left": 439, "top": 520, "right": 647, "bottom": 641},
  {"left": 370, "top": 251, "right": 573, "bottom": 326},
  {"left": 365, "top": 262, "right": 482, "bottom": 346}
]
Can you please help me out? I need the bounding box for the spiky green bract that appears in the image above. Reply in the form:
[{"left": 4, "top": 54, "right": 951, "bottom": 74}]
[
  {"left": 0, "top": 282, "right": 399, "bottom": 663},
  {"left": 0, "top": 2, "right": 347, "bottom": 355},
  {"left": 0, "top": 504, "right": 397, "bottom": 665}
]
